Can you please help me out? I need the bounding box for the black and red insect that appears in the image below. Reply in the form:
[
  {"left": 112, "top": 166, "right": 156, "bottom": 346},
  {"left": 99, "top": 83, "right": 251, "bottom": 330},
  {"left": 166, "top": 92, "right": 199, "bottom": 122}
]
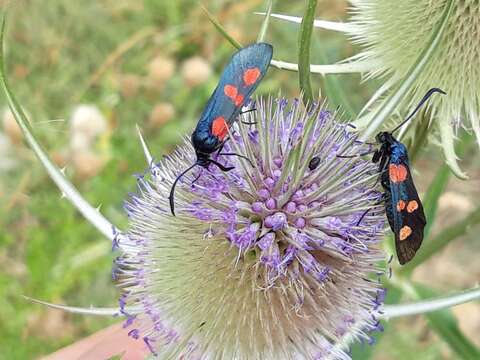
[
  {"left": 372, "top": 88, "right": 446, "bottom": 264},
  {"left": 168, "top": 42, "right": 273, "bottom": 215}
]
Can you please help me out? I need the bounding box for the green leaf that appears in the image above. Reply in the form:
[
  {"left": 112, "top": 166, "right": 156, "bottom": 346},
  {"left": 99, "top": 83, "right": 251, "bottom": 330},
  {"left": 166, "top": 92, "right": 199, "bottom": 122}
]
[
  {"left": 358, "top": 0, "right": 454, "bottom": 142},
  {"left": 201, "top": 5, "right": 242, "bottom": 50},
  {"left": 415, "top": 284, "right": 480, "bottom": 360},
  {"left": 319, "top": 51, "right": 357, "bottom": 119},
  {"left": 423, "top": 164, "right": 451, "bottom": 239},
  {"left": 400, "top": 132, "right": 476, "bottom": 272},
  {"left": 298, "top": 0, "right": 318, "bottom": 106},
  {"left": 257, "top": 0, "right": 274, "bottom": 43}
]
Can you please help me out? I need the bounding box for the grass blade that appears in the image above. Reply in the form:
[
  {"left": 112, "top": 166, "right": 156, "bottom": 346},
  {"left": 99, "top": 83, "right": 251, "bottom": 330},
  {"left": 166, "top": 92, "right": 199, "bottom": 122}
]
[
  {"left": 257, "top": 0, "right": 274, "bottom": 43},
  {"left": 201, "top": 5, "right": 242, "bottom": 49},
  {"left": 422, "top": 164, "right": 451, "bottom": 239},
  {"left": 298, "top": 0, "right": 318, "bottom": 106}
]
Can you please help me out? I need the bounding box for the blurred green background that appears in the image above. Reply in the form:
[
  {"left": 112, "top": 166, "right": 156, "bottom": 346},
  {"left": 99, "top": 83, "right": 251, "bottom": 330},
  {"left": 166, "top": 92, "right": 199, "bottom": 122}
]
[{"left": 0, "top": 0, "right": 478, "bottom": 359}]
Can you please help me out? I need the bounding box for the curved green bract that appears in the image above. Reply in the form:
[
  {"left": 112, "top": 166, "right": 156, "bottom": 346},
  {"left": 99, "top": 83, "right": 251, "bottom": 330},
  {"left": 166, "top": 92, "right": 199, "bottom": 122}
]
[{"left": 358, "top": 0, "right": 454, "bottom": 142}]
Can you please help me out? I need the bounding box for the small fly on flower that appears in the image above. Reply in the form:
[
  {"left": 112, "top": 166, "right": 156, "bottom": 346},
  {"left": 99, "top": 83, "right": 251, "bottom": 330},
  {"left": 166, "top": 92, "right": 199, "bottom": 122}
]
[
  {"left": 308, "top": 155, "right": 321, "bottom": 171},
  {"left": 168, "top": 42, "right": 273, "bottom": 215}
]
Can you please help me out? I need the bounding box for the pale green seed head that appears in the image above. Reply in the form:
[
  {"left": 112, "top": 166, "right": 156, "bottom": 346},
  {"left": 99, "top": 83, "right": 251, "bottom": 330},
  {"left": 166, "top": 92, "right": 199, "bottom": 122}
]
[{"left": 349, "top": 0, "right": 480, "bottom": 177}]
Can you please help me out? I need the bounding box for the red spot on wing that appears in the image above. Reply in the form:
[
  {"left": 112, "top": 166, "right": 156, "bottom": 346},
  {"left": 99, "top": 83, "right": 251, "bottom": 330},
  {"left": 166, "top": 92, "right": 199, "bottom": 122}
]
[
  {"left": 399, "top": 226, "right": 412, "bottom": 241},
  {"left": 211, "top": 116, "right": 228, "bottom": 140},
  {"left": 396, "top": 200, "right": 406, "bottom": 212},
  {"left": 407, "top": 200, "right": 419, "bottom": 213},
  {"left": 243, "top": 68, "right": 261, "bottom": 86},
  {"left": 224, "top": 85, "right": 238, "bottom": 100},
  {"left": 389, "top": 164, "right": 408, "bottom": 183},
  {"left": 224, "top": 84, "right": 245, "bottom": 107},
  {"left": 234, "top": 94, "right": 244, "bottom": 106}
]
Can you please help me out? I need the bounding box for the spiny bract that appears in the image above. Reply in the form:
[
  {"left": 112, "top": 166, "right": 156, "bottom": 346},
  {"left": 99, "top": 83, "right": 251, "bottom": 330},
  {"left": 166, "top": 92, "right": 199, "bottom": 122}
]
[{"left": 349, "top": 0, "right": 480, "bottom": 177}]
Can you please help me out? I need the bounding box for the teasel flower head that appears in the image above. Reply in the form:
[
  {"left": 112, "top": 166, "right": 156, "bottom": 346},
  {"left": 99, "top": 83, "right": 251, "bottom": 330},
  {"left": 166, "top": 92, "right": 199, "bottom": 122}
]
[
  {"left": 347, "top": 0, "right": 479, "bottom": 178},
  {"left": 113, "top": 96, "right": 387, "bottom": 359}
]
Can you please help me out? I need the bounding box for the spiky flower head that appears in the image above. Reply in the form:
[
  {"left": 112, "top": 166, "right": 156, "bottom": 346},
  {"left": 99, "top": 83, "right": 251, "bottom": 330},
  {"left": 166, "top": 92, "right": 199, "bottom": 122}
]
[
  {"left": 348, "top": 0, "right": 479, "bottom": 178},
  {"left": 115, "top": 97, "right": 386, "bottom": 359}
]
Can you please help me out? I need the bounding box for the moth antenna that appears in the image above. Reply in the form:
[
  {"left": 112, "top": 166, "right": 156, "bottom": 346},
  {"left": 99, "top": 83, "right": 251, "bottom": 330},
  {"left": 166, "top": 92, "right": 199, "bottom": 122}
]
[
  {"left": 391, "top": 88, "right": 446, "bottom": 134},
  {"left": 169, "top": 163, "right": 199, "bottom": 216}
]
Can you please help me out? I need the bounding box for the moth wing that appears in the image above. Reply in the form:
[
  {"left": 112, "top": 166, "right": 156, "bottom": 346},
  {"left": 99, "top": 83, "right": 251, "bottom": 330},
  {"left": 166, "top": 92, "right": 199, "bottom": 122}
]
[
  {"left": 389, "top": 161, "right": 426, "bottom": 265},
  {"left": 204, "top": 43, "right": 273, "bottom": 128}
]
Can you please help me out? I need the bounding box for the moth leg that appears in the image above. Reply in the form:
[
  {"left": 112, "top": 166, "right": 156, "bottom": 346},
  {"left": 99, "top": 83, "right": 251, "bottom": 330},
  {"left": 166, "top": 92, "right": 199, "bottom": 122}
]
[
  {"left": 336, "top": 149, "right": 377, "bottom": 158},
  {"left": 377, "top": 149, "right": 390, "bottom": 171},
  {"left": 214, "top": 140, "right": 227, "bottom": 158},
  {"left": 372, "top": 149, "right": 382, "bottom": 163},
  {"left": 240, "top": 107, "right": 257, "bottom": 115},
  {"left": 218, "top": 152, "right": 254, "bottom": 167},
  {"left": 239, "top": 106, "right": 258, "bottom": 126},
  {"left": 191, "top": 170, "right": 203, "bottom": 186},
  {"left": 207, "top": 158, "right": 235, "bottom": 172},
  {"left": 214, "top": 137, "right": 254, "bottom": 167}
]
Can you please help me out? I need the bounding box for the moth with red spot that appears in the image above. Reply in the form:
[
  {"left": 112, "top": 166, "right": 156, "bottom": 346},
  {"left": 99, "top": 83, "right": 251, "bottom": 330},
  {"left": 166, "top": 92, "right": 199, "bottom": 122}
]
[
  {"left": 169, "top": 42, "right": 273, "bottom": 215},
  {"left": 373, "top": 88, "right": 446, "bottom": 264}
]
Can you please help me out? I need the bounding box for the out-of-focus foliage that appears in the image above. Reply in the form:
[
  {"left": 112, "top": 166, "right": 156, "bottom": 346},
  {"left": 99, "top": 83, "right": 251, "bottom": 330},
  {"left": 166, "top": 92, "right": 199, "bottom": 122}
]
[{"left": 0, "top": 1, "right": 478, "bottom": 359}]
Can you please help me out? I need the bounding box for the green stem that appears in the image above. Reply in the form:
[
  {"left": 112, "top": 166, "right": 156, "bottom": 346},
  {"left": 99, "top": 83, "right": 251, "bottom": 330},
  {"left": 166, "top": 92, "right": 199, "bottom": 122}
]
[
  {"left": 298, "top": 0, "right": 317, "bottom": 106},
  {"left": 257, "top": 0, "right": 274, "bottom": 43}
]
